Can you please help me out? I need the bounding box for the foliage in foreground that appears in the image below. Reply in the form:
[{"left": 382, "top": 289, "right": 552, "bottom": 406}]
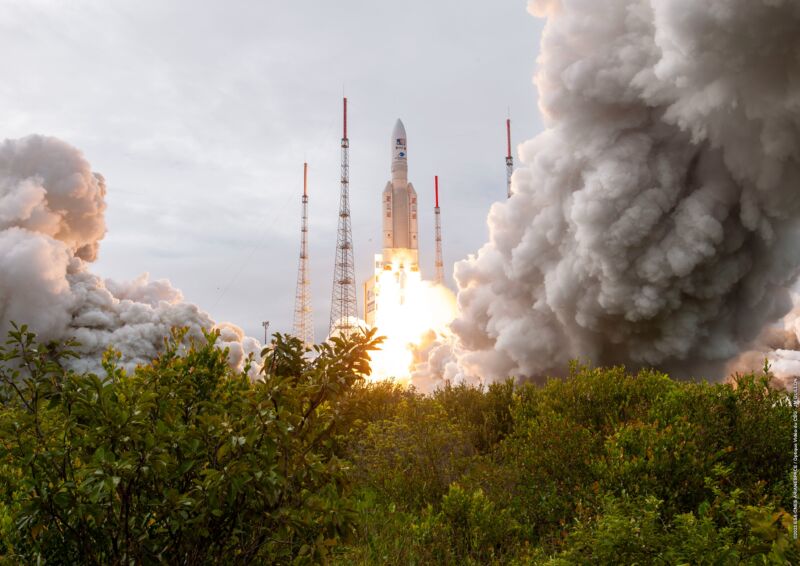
[
  {"left": 0, "top": 324, "right": 798, "bottom": 564},
  {"left": 0, "top": 324, "right": 381, "bottom": 564},
  {"left": 335, "top": 366, "right": 799, "bottom": 565}
]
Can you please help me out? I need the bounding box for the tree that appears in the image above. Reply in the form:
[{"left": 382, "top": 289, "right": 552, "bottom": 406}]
[{"left": 0, "top": 323, "right": 381, "bottom": 565}]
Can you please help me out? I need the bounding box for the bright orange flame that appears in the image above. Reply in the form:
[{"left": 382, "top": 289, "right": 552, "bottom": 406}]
[{"left": 368, "top": 257, "right": 457, "bottom": 384}]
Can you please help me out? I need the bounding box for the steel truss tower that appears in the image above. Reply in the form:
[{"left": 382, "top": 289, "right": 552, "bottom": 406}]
[
  {"left": 434, "top": 175, "right": 444, "bottom": 285},
  {"left": 329, "top": 97, "right": 358, "bottom": 335},
  {"left": 293, "top": 162, "right": 314, "bottom": 347},
  {"left": 506, "top": 118, "right": 513, "bottom": 198}
]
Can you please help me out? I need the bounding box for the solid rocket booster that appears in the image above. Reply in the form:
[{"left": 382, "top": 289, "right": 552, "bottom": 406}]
[{"left": 382, "top": 119, "right": 418, "bottom": 268}]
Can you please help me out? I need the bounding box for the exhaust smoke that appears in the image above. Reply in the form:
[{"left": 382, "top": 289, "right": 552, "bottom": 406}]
[
  {"left": 0, "top": 135, "right": 260, "bottom": 375},
  {"left": 448, "top": 0, "right": 800, "bottom": 384}
]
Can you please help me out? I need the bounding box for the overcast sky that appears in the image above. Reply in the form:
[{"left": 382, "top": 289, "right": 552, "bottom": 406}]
[{"left": 0, "top": 0, "right": 545, "bottom": 341}]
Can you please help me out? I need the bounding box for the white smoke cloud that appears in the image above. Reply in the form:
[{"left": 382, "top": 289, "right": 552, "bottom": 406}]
[
  {"left": 0, "top": 135, "right": 261, "bottom": 376},
  {"left": 449, "top": 0, "right": 800, "bottom": 384},
  {"left": 727, "top": 291, "right": 800, "bottom": 387}
]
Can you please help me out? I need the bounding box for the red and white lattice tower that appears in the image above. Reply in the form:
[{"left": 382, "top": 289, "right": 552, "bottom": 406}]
[
  {"left": 434, "top": 175, "right": 444, "bottom": 285},
  {"left": 293, "top": 162, "right": 314, "bottom": 347},
  {"left": 329, "top": 97, "right": 358, "bottom": 335},
  {"left": 506, "top": 118, "right": 513, "bottom": 198}
]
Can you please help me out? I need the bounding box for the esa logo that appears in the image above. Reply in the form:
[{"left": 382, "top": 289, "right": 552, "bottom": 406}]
[{"left": 399, "top": 151, "right": 406, "bottom": 157}]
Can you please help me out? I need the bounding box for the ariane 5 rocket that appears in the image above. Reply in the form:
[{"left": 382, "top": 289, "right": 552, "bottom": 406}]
[
  {"left": 382, "top": 119, "right": 419, "bottom": 268},
  {"left": 364, "top": 119, "right": 421, "bottom": 325}
]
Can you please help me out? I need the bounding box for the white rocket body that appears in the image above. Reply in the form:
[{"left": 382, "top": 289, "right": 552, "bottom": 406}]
[
  {"left": 381, "top": 119, "right": 418, "bottom": 268},
  {"left": 364, "top": 119, "right": 420, "bottom": 325}
]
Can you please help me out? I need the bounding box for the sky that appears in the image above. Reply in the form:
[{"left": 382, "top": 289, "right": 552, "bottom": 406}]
[{"left": 0, "top": 0, "right": 545, "bottom": 342}]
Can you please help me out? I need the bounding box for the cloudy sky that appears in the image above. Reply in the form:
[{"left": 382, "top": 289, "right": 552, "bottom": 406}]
[{"left": 1, "top": 0, "right": 545, "bottom": 341}]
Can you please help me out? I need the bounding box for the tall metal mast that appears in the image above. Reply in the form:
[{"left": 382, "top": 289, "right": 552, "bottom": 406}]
[
  {"left": 293, "top": 162, "right": 314, "bottom": 347},
  {"left": 434, "top": 175, "right": 444, "bottom": 285},
  {"left": 506, "top": 117, "right": 513, "bottom": 198},
  {"left": 329, "top": 97, "right": 358, "bottom": 335}
]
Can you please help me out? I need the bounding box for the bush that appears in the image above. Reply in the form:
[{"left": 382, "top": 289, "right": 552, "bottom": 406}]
[
  {"left": 432, "top": 379, "right": 516, "bottom": 456},
  {"left": 349, "top": 395, "right": 475, "bottom": 510},
  {"left": 487, "top": 406, "right": 598, "bottom": 545},
  {"left": 411, "top": 484, "right": 519, "bottom": 565},
  {"left": 539, "top": 466, "right": 800, "bottom": 565},
  {"left": 2, "top": 324, "right": 797, "bottom": 564},
  {"left": 0, "top": 324, "right": 381, "bottom": 564}
]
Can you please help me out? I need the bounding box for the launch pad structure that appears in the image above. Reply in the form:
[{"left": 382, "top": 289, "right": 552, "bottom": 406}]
[
  {"left": 292, "top": 162, "right": 314, "bottom": 347},
  {"left": 434, "top": 175, "right": 443, "bottom": 285},
  {"left": 329, "top": 97, "right": 358, "bottom": 335},
  {"left": 506, "top": 118, "right": 513, "bottom": 198}
]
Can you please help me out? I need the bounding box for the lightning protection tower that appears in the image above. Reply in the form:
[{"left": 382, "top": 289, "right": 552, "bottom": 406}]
[
  {"left": 329, "top": 97, "right": 358, "bottom": 335},
  {"left": 506, "top": 117, "right": 513, "bottom": 198},
  {"left": 293, "top": 162, "right": 314, "bottom": 347},
  {"left": 434, "top": 175, "right": 444, "bottom": 285}
]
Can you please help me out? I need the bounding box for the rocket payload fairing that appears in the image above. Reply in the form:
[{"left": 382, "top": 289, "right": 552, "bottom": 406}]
[{"left": 364, "top": 119, "right": 421, "bottom": 325}]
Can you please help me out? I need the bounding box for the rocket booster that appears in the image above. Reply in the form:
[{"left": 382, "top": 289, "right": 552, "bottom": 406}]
[{"left": 382, "top": 119, "right": 418, "bottom": 268}]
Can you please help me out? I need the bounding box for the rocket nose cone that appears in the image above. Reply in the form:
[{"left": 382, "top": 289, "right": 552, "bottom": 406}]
[{"left": 392, "top": 119, "right": 406, "bottom": 140}]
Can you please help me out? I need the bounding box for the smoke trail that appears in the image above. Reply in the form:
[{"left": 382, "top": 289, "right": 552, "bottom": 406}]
[
  {"left": 450, "top": 0, "right": 800, "bottom": 383},
  {"left": 0, "top": 135, "right": 261, "bottom": 375}
]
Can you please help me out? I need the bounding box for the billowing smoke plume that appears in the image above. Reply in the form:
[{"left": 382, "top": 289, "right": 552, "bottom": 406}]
[
  {"left": 450, "top": 0, "right": 800, "bottom": 383},
  {"left": 0, "top": 135, "right": 261, "bottom": 375}
]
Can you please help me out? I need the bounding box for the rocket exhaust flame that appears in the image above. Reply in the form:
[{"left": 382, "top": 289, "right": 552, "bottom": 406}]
[{"left": 368, "top": 259, "right": 456, "bottom": 384}]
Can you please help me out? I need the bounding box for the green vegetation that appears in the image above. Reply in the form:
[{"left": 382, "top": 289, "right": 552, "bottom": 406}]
[
  {"left": 1, "top": 324, "right": 798, "bottom": 564},
  {"left": 0, "top": 325, "right": 379, "bottom": 564}
]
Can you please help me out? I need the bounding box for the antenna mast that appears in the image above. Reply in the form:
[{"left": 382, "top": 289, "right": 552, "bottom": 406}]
[
  {"left": 293, "top": 162, "right": 314, "bottom": 347},
  {"left": 434, "top": 175, "right": 444, "bottom": 285},
  {"left": 506, "top": 117, "right": 513, "bottom": 198},
  {"left": 329, "top": 97, "right": 358, "bottom": 335}
]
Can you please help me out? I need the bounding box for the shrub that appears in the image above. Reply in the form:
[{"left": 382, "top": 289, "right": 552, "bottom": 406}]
[
  {"left": 349, "top": 395, "right": 475, "bottom": 510},
  {"left": 0, "top": 324, "right": 381, "bottom": 564},
  {"left": 432, "top": 379, "right": 516, "bottom": 456},
  {"left": 411, "top": 484, "right": 519, "bottom": 565},
  {"left": 539, "top": 466, "right": 800, "bottom": 565}
]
